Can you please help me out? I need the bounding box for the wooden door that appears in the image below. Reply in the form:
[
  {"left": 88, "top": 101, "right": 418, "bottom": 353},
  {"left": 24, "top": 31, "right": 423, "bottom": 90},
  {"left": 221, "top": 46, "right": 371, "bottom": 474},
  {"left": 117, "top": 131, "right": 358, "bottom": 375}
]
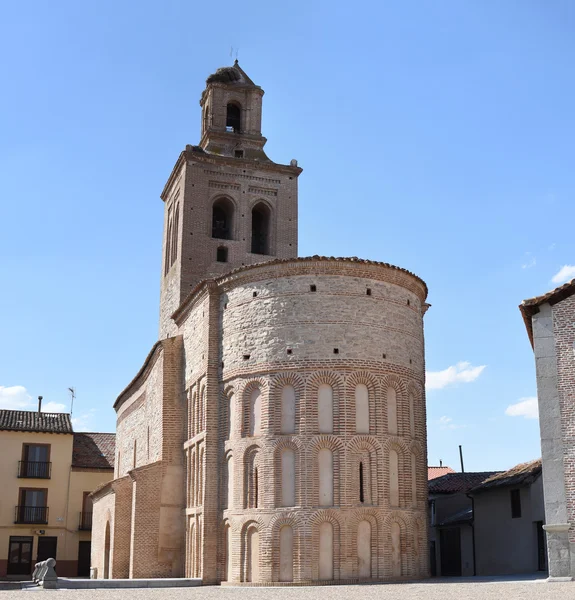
[{"left": 7, "top": 537, "right": 33, "bottom": 575}]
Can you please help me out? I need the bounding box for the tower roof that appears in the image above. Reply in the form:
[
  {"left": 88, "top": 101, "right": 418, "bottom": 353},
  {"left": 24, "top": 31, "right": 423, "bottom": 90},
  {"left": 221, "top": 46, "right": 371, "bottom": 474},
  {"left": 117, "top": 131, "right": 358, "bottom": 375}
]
[{"left": 206, "top": 60, "right": 257, "bottom": 87}]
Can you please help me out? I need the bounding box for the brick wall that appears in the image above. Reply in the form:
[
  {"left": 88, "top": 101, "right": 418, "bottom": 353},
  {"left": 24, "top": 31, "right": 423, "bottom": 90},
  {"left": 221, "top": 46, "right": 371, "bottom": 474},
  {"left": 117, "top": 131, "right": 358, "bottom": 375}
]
[{"left": 553, "top": 294, "right": 575, "bottom": 544}]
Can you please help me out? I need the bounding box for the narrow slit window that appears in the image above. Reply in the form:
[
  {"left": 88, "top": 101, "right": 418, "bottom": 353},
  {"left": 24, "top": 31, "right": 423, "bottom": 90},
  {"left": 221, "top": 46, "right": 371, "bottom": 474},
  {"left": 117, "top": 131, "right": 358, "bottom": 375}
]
[
  {"left": 217, "top": 247, "right": 228, "bottom": 262},
  {"left": 254, "top": 468, "right": 258, "bottom": 508},
  {"left": 359, "top": 461, "right": 364, "bottom": 503}
]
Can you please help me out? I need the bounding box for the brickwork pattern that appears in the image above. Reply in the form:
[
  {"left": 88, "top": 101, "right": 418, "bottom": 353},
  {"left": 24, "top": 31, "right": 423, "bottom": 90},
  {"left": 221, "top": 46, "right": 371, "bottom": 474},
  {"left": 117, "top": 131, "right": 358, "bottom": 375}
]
[{"left": 552, "top": 294, "right": 575, "bottom": 544}]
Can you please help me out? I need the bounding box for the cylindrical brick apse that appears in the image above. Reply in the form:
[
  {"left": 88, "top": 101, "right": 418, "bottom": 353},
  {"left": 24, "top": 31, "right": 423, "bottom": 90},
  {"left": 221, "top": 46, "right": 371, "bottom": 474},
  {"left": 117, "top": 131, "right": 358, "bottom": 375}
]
[{"left": 190, "top": 257, "right": 429, "bottom": 584}]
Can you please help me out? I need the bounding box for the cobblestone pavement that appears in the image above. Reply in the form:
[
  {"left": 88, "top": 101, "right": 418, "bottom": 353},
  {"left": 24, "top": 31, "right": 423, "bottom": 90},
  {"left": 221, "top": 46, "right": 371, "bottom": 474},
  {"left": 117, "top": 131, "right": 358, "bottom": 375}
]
[{"left": 1, "top": 580, "right": 574, "bottom": 599}]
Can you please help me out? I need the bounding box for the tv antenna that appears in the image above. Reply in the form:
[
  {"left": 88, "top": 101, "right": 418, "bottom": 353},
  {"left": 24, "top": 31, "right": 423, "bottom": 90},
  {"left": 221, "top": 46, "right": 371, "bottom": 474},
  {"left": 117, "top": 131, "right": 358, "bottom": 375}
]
[
  {"left": 230, "top": 46, "right": 239, "bottom": 62},
  {"left": 68, "top": 387, "right": 75, "bottom": 417}
]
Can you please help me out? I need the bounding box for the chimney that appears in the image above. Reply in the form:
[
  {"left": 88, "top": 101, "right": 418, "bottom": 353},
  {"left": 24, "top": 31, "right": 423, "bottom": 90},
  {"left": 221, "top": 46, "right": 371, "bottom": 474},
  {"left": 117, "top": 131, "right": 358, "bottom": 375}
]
[
  {"left": 37, "top": 396, "right": 43, "bottom": 414},
  {"left": 440, "top": 459, "right": 443, "bottom": 467}
]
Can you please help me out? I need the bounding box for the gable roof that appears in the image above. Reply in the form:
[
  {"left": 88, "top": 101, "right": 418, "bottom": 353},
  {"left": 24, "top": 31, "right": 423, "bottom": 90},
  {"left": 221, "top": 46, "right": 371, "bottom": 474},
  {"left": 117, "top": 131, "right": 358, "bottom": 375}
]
[
  {"left": 72, "top": 433, "right": 115, "bottom": 469},
  {"left": 520, "top": 278, "right": 575, "bottom": 348},
  {"left": 0, "top": 409, "right": 73, "bottom": 434},
  {"left": 428, "top": 466, "right": 456, "bottom": 480},
  {"left": 471, "top": 458, "right": 542, "bottom": 493},
  {"left": 429, "top": 471, "right": 500, "bottom": 494}
]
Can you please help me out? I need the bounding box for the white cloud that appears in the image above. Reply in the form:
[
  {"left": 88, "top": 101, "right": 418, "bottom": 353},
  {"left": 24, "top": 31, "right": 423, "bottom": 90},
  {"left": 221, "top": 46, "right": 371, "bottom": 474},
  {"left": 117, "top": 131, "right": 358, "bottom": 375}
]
[
  {"left": 438, "top": 416, "right": 465, "bottom": 430},
  {"left": 0, "top": 385, "right": 33, "bottom": 409},
  {"left": 551, "top": 265, "right": 575, "bottom": 285},
  {"left": 42, "top": 401, "right": 66, "bottom": 413},
  {"left": 521, "top": 253, "right": 536, "bottom": 269},
  {"left": 72, "top": 409, "right": 97, "bottom": 432},
  {"left": 505, "top": 397, "right": 539, "bottom": 420},
  {"left": 426, "top": 362, "right": 486, "bottom": 390},
  {"left": 0, "top": 386, "right": 70, "bottom": 413}
]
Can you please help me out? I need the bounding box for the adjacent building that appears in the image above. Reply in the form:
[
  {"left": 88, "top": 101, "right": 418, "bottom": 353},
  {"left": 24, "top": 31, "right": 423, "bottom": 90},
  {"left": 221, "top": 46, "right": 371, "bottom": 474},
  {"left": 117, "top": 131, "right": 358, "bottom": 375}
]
[
  {"left": 470, "top": 459, "right": 545, "bottom": 576},
  {"left": 520, "top": 277, "right": 575, "bottom": 580},
  {"left": 0, "top": 408, "right": 114, "bottom": 578},
  {"left": 90, "top": 62, "right": 431, "bottom": 585}
]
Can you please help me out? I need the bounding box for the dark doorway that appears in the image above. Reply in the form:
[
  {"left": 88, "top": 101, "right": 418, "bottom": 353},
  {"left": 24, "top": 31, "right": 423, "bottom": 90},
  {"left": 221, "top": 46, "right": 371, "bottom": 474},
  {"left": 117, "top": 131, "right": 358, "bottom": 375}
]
[
  {"left": 536, "top": 521, "right": 546, "bottom": 571},
  {"left": 7, "top": 536, "right": 33, "bottom": 575},
  {"left": 37, "top": 536, "right": 57, "bottom": 565},
  {"left": 78, "top": 541, "right": 91, "bottom": 577},
  {"left": 439, "top": 527, "right": 462, "bottom": 576}
]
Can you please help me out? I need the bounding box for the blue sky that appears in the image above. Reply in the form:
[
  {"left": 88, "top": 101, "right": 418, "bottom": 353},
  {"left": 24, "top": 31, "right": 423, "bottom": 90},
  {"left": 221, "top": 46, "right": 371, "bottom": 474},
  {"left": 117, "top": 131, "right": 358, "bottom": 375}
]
[{"left": 1, "top": 1, "right": 574, "bottom": 472}]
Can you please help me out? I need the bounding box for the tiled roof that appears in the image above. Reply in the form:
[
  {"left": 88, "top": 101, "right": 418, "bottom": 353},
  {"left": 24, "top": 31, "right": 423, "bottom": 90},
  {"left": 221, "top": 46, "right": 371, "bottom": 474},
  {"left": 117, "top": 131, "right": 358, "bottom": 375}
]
[
  {"left": 520, "top": 278, "right": 575, "bottom": 348},
  {"left": 428, "top": 471, "right": 500, "bottom": 494},
  {"left": 72, "top": 433, "right": 115, "bottom": 469},
  {"left": 0, "top": 409, "right": 72, "bottom": 434},
  {"left": 471, "top": 459, "right": 542, "bottom": 493},
  {"left": 428, "top": 466, "right": 456, "bottom": 480}
]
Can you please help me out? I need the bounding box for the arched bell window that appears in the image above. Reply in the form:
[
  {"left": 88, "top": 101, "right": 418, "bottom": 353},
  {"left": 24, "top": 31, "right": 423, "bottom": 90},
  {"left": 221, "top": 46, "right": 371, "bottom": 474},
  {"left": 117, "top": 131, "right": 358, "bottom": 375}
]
[
  {"left": 226, "top": 103, "right": 241, "bottom": 133},
  {"left": 251, "top": 202, "right": 271, "bottom": 255},
  {"left": 212, "top": 198, "right": 234, "bottom": 240}
]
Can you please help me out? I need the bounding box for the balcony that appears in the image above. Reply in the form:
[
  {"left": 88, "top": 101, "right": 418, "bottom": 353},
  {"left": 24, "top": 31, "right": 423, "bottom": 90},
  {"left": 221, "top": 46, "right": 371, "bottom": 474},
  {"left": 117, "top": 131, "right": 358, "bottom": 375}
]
[
  {"left": 18, "top": 461, "right": 52, "bottom": 479},
  {"left": 78, "top": 511, "right": 92, "bottom": 531},
  {"left": 15, "top": 505, "right": 49, "bottom": 524}
]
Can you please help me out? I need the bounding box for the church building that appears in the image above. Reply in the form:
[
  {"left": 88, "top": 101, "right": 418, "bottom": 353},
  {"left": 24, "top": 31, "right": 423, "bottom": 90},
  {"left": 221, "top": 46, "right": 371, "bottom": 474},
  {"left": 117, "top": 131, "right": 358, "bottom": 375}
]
[{"left": 90, "top": 62, "right": 430, "bottom": 585}]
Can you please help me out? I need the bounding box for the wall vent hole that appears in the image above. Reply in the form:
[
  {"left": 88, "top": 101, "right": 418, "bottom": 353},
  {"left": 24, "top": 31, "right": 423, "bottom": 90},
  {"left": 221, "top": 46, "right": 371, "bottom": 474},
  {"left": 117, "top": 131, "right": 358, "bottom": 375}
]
[
  {"left": 382, "top": 353, "right": 386, "bottom": 359},
  {"left": 333, "top": 348, "right": 339, "bottom": 354},
  {"left": 407, "top": 299, "right": 410, "bottom": 306},
  {"left": 310, "top": 285, "right": 317, "bottom": 292},
  {"left": 243, "top": 354, "right": 250, "bottom": 361},
  {"left": 366, "top": 288, "right": 372, "bottom": 296},
  {"left": 253, "top": 291, "right": 257, "bottom": 297},
  {"left": 287, "top": 348, "right": 292, "bottom": 355}
]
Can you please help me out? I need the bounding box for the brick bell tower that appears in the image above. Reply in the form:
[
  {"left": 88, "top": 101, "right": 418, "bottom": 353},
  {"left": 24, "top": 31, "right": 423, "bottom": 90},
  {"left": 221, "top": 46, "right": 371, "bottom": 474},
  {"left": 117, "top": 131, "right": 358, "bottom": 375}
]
[{"left": 158, "top": 61, "right": 303, "bottom": 338}]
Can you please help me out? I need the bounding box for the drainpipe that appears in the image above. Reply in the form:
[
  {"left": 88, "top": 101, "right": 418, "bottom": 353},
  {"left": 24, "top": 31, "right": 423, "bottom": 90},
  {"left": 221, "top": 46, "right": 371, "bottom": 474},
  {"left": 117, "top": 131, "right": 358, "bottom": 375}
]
[{"left": 460, "top": 445, "right": 476, "bottom": 576}]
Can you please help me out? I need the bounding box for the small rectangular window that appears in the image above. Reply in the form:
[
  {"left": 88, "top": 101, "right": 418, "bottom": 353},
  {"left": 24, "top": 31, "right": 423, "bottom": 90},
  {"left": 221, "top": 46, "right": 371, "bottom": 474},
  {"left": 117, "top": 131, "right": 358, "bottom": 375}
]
[
  {"left": 510, "top": 489, "right": 521, "bottom": 518},
  {"left": 216, "top": 247, "right": 228, "bottom": 263},
  {"left": 234, "top": 150, "right": 244, "bottom": 158}
]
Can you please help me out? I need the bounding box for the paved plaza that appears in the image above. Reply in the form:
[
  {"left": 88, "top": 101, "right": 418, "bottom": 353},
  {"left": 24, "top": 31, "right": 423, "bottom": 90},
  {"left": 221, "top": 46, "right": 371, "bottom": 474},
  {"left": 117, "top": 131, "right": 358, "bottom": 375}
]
[{"left": 1, "top": 579, "right": 574, "bottom": 599}]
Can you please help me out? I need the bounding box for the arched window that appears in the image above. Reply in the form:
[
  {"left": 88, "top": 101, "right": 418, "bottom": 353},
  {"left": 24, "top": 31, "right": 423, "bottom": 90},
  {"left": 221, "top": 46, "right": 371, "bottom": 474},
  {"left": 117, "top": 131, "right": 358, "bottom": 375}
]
[
  {"left": 171, "top": 204, "right": 179, "bottom": 265},
  {"left": 387, "top": 387, "right": 398, "bottom": 435},
  {"left": 389, "top": 449, "right": 399, "bottom": 507},
  {"left": 198, "top": 447, "right": 204, "bottom": 505},
  {"left": 279, "top": 525, "right": 294, "bottom": 582},
  {"left": 245, "top": 449, "right": 260, "bottom": 509},
  {"left": 357, "top": 520, "right": 371, "bottom": 578},
  {"left": 164, "top": 208, "right": 173, "bottom": 276},
  {"left": 227, "top": 394, "right": 234, "bottom": 440},
  {"left": 355, "top": 384, "right": 369, "bottom": 434},
  {"left": 411, "top": 452, "right": 417, "bottom": 505},
  {"left": 203, "top": 104, "right": 210, "bottom": 134},
  {"left": 409, "top": 392, "right": 415, "bottom": 438},
  {"left": 224, "top": 523, "right": 232, "bottom": 581},
  {"left": 281, "top": 448, "right": 295, "bottom": 507},
  {"left": 281, "top": 385, "right": 296, "bottom": 434},
  {"left": 249, "top": 388, "right": 261, "bottom": 436},
  {"left": 318, "top": 384, "right": 333, "bottom": 433},
  {"left": 226, "top": 102, "right": 241, "bottom": 133},
  {"left": 217, "top": 246, "right": 228, "bottom": 262},
  {"left": 318, "top": 522, "right": 333, "bottom": 580},
  {"left": 251, "top": 202, "right": 271, "bottom": 255},
  {"left": 224, "top": 455, "right": 233, "bottom": 509},
  {"left": 212, "top": 198, "right": 234, "bottom": 240},
  {"left": 391, "top": 522, "right": 402, "bottom": 576},
  {"left": 246, "top": 526, "right": 259, "bottom": 582},
  {"left": 318, "top": 448, "right": 333, "bottom": 506}
]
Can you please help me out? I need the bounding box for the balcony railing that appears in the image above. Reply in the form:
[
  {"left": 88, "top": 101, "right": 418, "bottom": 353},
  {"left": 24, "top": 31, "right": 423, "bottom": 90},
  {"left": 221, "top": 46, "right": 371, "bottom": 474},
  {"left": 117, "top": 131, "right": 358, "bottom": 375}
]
[
  {"left": 18, "top": 461, "right": 52, "bottom": 479},
  {"left": 79, "top": 511, "right": 92, "bottom": 531},
  {"left": 15, "top": 505, "right": 49, "bottom": 524}
]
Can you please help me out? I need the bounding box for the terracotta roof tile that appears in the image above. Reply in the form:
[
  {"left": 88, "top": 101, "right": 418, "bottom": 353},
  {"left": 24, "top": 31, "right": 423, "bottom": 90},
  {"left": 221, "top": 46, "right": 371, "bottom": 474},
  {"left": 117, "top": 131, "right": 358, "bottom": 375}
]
[
  {"left": 428, "top": 466, "right": 456, "bottom": 480},
  {"left": 520, "top": 278, "right": 575, "bottom": 348},
  {"left": 72, "top": 432, "right": 115, "bottom": 469},
  {"left": 471, "top": 459, "right": 541, "bottom": 493},
  {"left": 428, "top": 471, "right": 500, "bottom": 494},
  {"left": 0, "top": 409, "right": 72, "bottom": 434}
]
